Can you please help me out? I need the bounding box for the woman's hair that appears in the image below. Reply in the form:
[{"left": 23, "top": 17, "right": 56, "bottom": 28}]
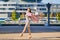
[{"left": 27, "top": 8, "right": 31, "bottom": 13}]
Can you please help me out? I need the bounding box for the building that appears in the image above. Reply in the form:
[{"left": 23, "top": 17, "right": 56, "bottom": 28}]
[
  {"left": 0, "top": 0, "right": 60, "bottom": 25},
  {"left": 0, "top": 1, "right": 47, "bottom": 17}
]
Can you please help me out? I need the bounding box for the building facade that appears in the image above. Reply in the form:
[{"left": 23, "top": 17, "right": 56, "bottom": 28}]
[{"left": 0, "top": 1, "right": 60, "bottom": 25}]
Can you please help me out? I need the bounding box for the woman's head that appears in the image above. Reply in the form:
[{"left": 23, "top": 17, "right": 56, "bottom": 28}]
[{"left": 27, "top": 8, "right": 31, "bottom": 12}]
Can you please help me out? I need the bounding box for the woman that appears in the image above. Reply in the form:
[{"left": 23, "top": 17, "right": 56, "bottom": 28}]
[
  {"left": 20, "top": 8, "right": 44, "bottom": 39},
  {"left": 20, "top": 8, "right": 32, "bottom": 39}
]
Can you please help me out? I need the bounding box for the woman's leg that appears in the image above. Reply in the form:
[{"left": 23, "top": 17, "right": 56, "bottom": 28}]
[
  {"left": 20, "top": 24, "right": 27, "bottom": 37},
  {"left": 20, "top": 25, "right": 27, "bottom": 37},
  {"left": 20, "top": 21, "right": 28, "bottom": 37},
  {"left": 27, "top": 22, "right": 32, "bottom": 39}
]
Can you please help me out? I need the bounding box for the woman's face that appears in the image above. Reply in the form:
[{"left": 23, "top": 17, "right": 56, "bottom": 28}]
[{"left": 27, "top": 8, "right": 31, "bottom": 12}]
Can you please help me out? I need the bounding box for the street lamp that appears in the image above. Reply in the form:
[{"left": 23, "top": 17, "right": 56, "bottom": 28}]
[{"left": 46, "top": 3, "right": 51, "bottom": 26}]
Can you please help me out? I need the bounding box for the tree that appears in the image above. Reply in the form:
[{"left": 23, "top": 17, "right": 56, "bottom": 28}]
[
  {"left": 11, "top": 10, "right": 17, "bottom": 20},
  {"left": 20, "top": 13, "right": 25, "bottom": 20},
  {"left": 56, "top": 12, "right": 60, "bottom": 20}
]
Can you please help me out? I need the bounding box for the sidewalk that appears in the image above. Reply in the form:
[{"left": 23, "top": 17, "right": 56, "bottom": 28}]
[{"left": 0, "top": 32, "right": 60, "bottom": 40}]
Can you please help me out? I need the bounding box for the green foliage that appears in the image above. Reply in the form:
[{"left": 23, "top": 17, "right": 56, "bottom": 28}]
[
  {"left": 0, "top": 21, "right": 5, "bottom": 24},
  {"left": 56, "top": 12, "right": 60, "bottom": 20},
  {"left": 11, "top": 10, "right": 17, "bottom": 21},
  {"left": 20, "top": 13, "right": 25, "bottom": 20}
]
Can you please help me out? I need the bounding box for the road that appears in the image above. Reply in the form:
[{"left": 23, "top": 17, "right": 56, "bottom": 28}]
[
  {"left": 0, "top": 26, "right": 60, "bottom": 40},
  {"left": 0, "top": 26, "right": 60, "bottom": 33}
]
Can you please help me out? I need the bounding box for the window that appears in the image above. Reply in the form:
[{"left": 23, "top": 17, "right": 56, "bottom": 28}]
[
  {"left": 21, "top": 0, "right": 36, "bottom": 3},
  {"left": 24, "top": 4, "right": 28, "bottom": 7},
  {"left": 3, "top": 4, "right": 7, "bottom": 6},
  {"left": 22, "top": 9, "right": 27, "bottom": 10},
  {"left": 8, "top": 12, "right": 11, "bottom": 17},
  {"left": 18, "top": 4, "right": 35, "bottom": 7},
  {"left": 37, "top": 0, "right": 42, "bottom": 3},
  {"left": 27, "top": 4, "right": 35, "bottom": 7},
  {"left": 8, "top": 4, "right": 16, "bottom": 6},
  {"left": 17, "top": 4, "right": 24, "bottom": 7},
  {"left": 37, "top": 4, "right": 45, "bottom": 7},
  {"left": 39, "top": 8, "right": 46, "bottom": 10},
  {"left": 8, "top": 8, "right": 15, "bottom": 10},
  {"left": 16, "top": 8, "right": 27, "bottom": 10},
  {"left": 0, "top": 8, "right": 6, "bottom": 10},
  {"left": 16, "top": 8, "right": 22, "bottom": 10}
]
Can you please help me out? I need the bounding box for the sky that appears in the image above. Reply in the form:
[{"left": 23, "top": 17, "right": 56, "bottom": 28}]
[{"left": 42, "top": 0, "right": 60, "bottom": 4}]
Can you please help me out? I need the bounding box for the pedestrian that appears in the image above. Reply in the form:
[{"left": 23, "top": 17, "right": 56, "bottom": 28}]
[{"left": 20, "top": 8, "right": 44, "bottom": 39}]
